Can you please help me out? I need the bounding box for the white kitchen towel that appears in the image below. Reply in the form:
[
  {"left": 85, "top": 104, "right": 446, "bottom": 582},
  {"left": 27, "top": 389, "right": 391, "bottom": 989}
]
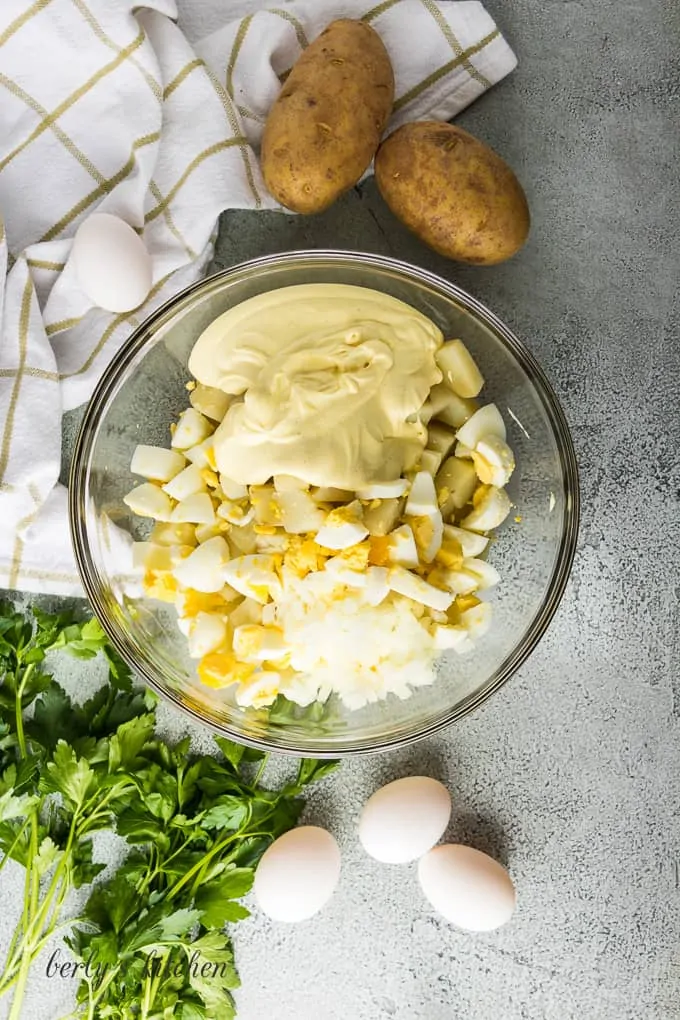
[{"left": 0, "top": 0, "right": 516, "bottom": 596}]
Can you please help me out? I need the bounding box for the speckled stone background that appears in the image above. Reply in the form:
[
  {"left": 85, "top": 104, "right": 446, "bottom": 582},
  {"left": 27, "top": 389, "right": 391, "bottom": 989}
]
[{"left": 2, "top": 0, "right": 680, "bottom": 1017}]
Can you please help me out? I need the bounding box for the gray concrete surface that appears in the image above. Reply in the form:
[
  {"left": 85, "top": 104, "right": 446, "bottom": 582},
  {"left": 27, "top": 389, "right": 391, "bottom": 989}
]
[{"left": 3, "top": 0, "right": 680, "bottom": 1018}]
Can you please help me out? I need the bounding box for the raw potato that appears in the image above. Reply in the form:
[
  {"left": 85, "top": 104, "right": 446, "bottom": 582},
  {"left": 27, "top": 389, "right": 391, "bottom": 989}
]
[
  {"left": 261, "top": 20, "right": 394, "bottom": 214},
  {"left": 375, "top": 122, "right": 530, "bottom": 264}
]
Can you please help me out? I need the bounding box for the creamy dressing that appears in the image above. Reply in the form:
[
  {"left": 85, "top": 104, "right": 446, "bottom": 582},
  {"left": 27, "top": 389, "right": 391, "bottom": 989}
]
[{"left": 188, "top": 284, "right": 443, "bottom": 489}]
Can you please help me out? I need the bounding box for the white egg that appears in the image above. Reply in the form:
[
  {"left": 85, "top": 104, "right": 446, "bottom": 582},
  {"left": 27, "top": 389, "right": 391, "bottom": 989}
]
[
  {"left": 254, "top": 826, "right": 341, "bottom": 922},
  {"left": 359, "top": 776, "right": 451, "bottom": 864},
  {"left": 72, "top": 212, "right": 152, "bottom": 313},
  {"left": 417, "top": 844, "right": 516, "bottom": 931}
]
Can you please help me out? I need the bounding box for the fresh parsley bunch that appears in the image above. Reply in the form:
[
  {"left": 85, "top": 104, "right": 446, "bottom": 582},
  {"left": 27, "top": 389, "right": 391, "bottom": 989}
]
[{"left": 0, "top": 603, "right": 337, "bottom": 1020}]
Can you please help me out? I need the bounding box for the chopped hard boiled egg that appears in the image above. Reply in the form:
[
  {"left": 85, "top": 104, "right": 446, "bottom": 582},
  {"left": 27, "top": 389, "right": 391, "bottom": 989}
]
[
  {"left": 173, "top": 536, "right": 230, "bottom": 593},
  {"left": 171, "top": 408, "right": 213, "bottom": 450},
  {"left": 443, "top": 524, "right": 489, "bottom": 559},
  {"left": 186, "top": 612, "right": 228, "bottom": 658},
  {"left": 130, "top": 445, "right": 186, "bottom": 483},
  {"left": 356, "top": 479, "right": 409, "bottom": 499},
  {"left": 223, "top": 555, "right": 282, "bottom": 604},
  {"left": 471, "top": 435, "right": 515, "bottom": 487},
  {"left": 388, "top": 566, "right": 454, "bottom": 612},
  {"left": 315, "top": 501, "right": 369, "bottom": 550},
  {"left": 124, "top": 483, "right": 173, "bottom": 520},
  {"left": 163, "top": 463, "right": 206, "bottom": 501},
  {"left": 461, "top": 485, "right": 512, "bottom": 532},
  {"left": 405, "top": 471, "right": 438, "bottom": 516},
  {"left": 456, "top": 403, "right": 506, "bottom": 448},
  {"left": 170, "top": 492, "right": 216, "bottom": 525},
  {"left": 233, "top": 624, "right": 287, "bottom": 662}
]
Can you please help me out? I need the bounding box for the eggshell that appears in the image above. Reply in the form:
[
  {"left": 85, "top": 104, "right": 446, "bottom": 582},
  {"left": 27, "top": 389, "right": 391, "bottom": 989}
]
[
  {"left": 254, "top": 826, "right": 341, "bottom": 922},
  {"left": 72, "top": 212, "right": 152, "bottom": 312},
  {"left": 417, "top": 844, "right": 516, "bottom": 931},
  {"left": 359, "top": 776, "right": 451, "bottom": 864}
]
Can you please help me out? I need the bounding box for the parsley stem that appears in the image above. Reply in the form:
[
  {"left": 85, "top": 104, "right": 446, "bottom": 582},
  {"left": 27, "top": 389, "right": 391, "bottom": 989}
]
[{"left": 252, "top": 752, "right": 270, "bottom": 786}]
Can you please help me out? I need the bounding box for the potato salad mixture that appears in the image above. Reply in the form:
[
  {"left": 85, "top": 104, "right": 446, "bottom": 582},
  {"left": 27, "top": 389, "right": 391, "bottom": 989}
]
[{"left": 123, "top": 285, "right": 515, "bottom": 712}]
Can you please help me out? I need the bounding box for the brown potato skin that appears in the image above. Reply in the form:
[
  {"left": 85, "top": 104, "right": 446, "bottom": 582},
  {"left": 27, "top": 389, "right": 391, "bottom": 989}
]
[
  {"left": 375, "top": 122, "right": 530, "bottom": 265},
  {"left": 261, "top": 20, "right": 394, "bottom": 214}
]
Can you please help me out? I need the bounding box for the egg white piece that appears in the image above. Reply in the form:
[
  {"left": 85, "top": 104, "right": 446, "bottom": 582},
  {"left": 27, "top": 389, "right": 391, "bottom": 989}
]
[
  {"left": 123, "top": 483, "right": 173, "bottom": 521},
  {"left": 186, "top": 612, "right": 227, "bottom": 658},
  {"left": 254, "top": 826, "right": 341, "bottom": 922},
  {"left": 387, "top": 524, "right": 419, "bottom": 569},
  {"left": 359, "top": 776, "right": 452, "bottom": 864},
  {"left": 356, "top": 479, "right": 409, "bottom": 499},
  {"left": 417, "top": 844, "right": 516, "bottom": 931},
  {"left": 171, "top": 408, "right": 213, "bottom": 451},
  {"left": 170, "top": 492, "right": 215, "bottom": 525},
  {"left": 163, "top": 464, "right": 206, "bottom": 502},
  {"left": 72, "top": 213, "right": 152, "bottom": 313},
  {"left": 388, "top": 567, "right": 454, "bottom": 612},
  {"left": 222, "top": 554, "right": 281, "bottom": 604},
  {"left": 173, "top": 536, "right": 229, "bottom": 593},
  {"left": 404, "top": 471, "right": 438, "bottom": 516},
  {"left": 461, "top": 486, "right": 512, "bottom": 533},
  {"left": 442, "top": 525, "right": 489, "bottom": 559},
  {"left": 130, "top": 445, "right": 186, "bottom": 483},
  {"left": 456, "top": 404, "right": 507, "bottom": 448}
]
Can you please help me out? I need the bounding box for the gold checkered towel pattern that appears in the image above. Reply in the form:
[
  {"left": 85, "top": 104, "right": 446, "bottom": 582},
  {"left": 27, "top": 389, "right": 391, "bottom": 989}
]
[{"left": 0, "top": 0, "right": 516, "bottom": 596}]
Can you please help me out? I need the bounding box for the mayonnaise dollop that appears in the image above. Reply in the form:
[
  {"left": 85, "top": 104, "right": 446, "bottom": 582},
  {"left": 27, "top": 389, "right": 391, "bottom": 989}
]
[{"left": 188, "top": 284, "right": 443, "bottom": 489}]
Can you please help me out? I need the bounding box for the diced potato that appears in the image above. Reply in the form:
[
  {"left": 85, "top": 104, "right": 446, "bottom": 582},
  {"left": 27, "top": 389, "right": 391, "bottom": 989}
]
[
  {"left": 249, "top": 485, "right": 281, "bottom": 526},
  {"left": 170, "top": 492, "right": 216, "bottom": 524},
  {"left": 274, "top": 474, "right": 310, "bottom": 493},
  {"left": 171, "top": 408, "right": 214, "bottom": 450},
  {"left": 163, "top": 464, "right": 206, "bottom": 501},
  {"left": 123, "top": 482, "right": 173, "bottom": 521},
  {"left": 418, "top": 449, "right": 443, "bottom": 477},
  {"left": 312, "top": 486, "right": 355, "bottom": 503},
  {"left": 195, "top": 522, "right": 226, "bottom": 544},
  {"left": 426, "top": 421, "right": 456, "bottom": 459},
  {"left": 436, "top": 339, "right": 484, "bottom": 398},
  {"left": 278, "top": 489, "right": 325, "bottom": 534},
  {"left": 363, "top": 497, "right": 402, "bottom": 536},
  {"left": 228, "top": 523, "right": 258, "bottom": 556},
  {"left": 433, "top": 391, "right": 478, "bottom": 430},
  {"left": 189, "top": 383, "right": 232, "bottom": 422},
  {"left": 130, "top": 445, "right": 186, "bottom": 483},
  {"left": 417, "top": 383, "right": 453, "bottom": 424},
  {"left": 455, "top": 442, "right": 474, "bottom": 459},
  {"left": 150, "top": 522, "right": 197, "bottom": 547},
  {"left": 435, "top": 457, "right": 478, "bottom": 519}
]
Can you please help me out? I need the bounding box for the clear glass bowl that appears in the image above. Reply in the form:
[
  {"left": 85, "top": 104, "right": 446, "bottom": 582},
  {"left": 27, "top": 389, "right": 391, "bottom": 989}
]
[{"left": 69, "top": 251, "right": 579, "bottom": 756}]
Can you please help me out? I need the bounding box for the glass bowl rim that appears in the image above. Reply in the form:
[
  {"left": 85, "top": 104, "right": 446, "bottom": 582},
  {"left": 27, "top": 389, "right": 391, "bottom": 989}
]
[{"left": 69, "top": 249, "right": 580, "bottom": 756}]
